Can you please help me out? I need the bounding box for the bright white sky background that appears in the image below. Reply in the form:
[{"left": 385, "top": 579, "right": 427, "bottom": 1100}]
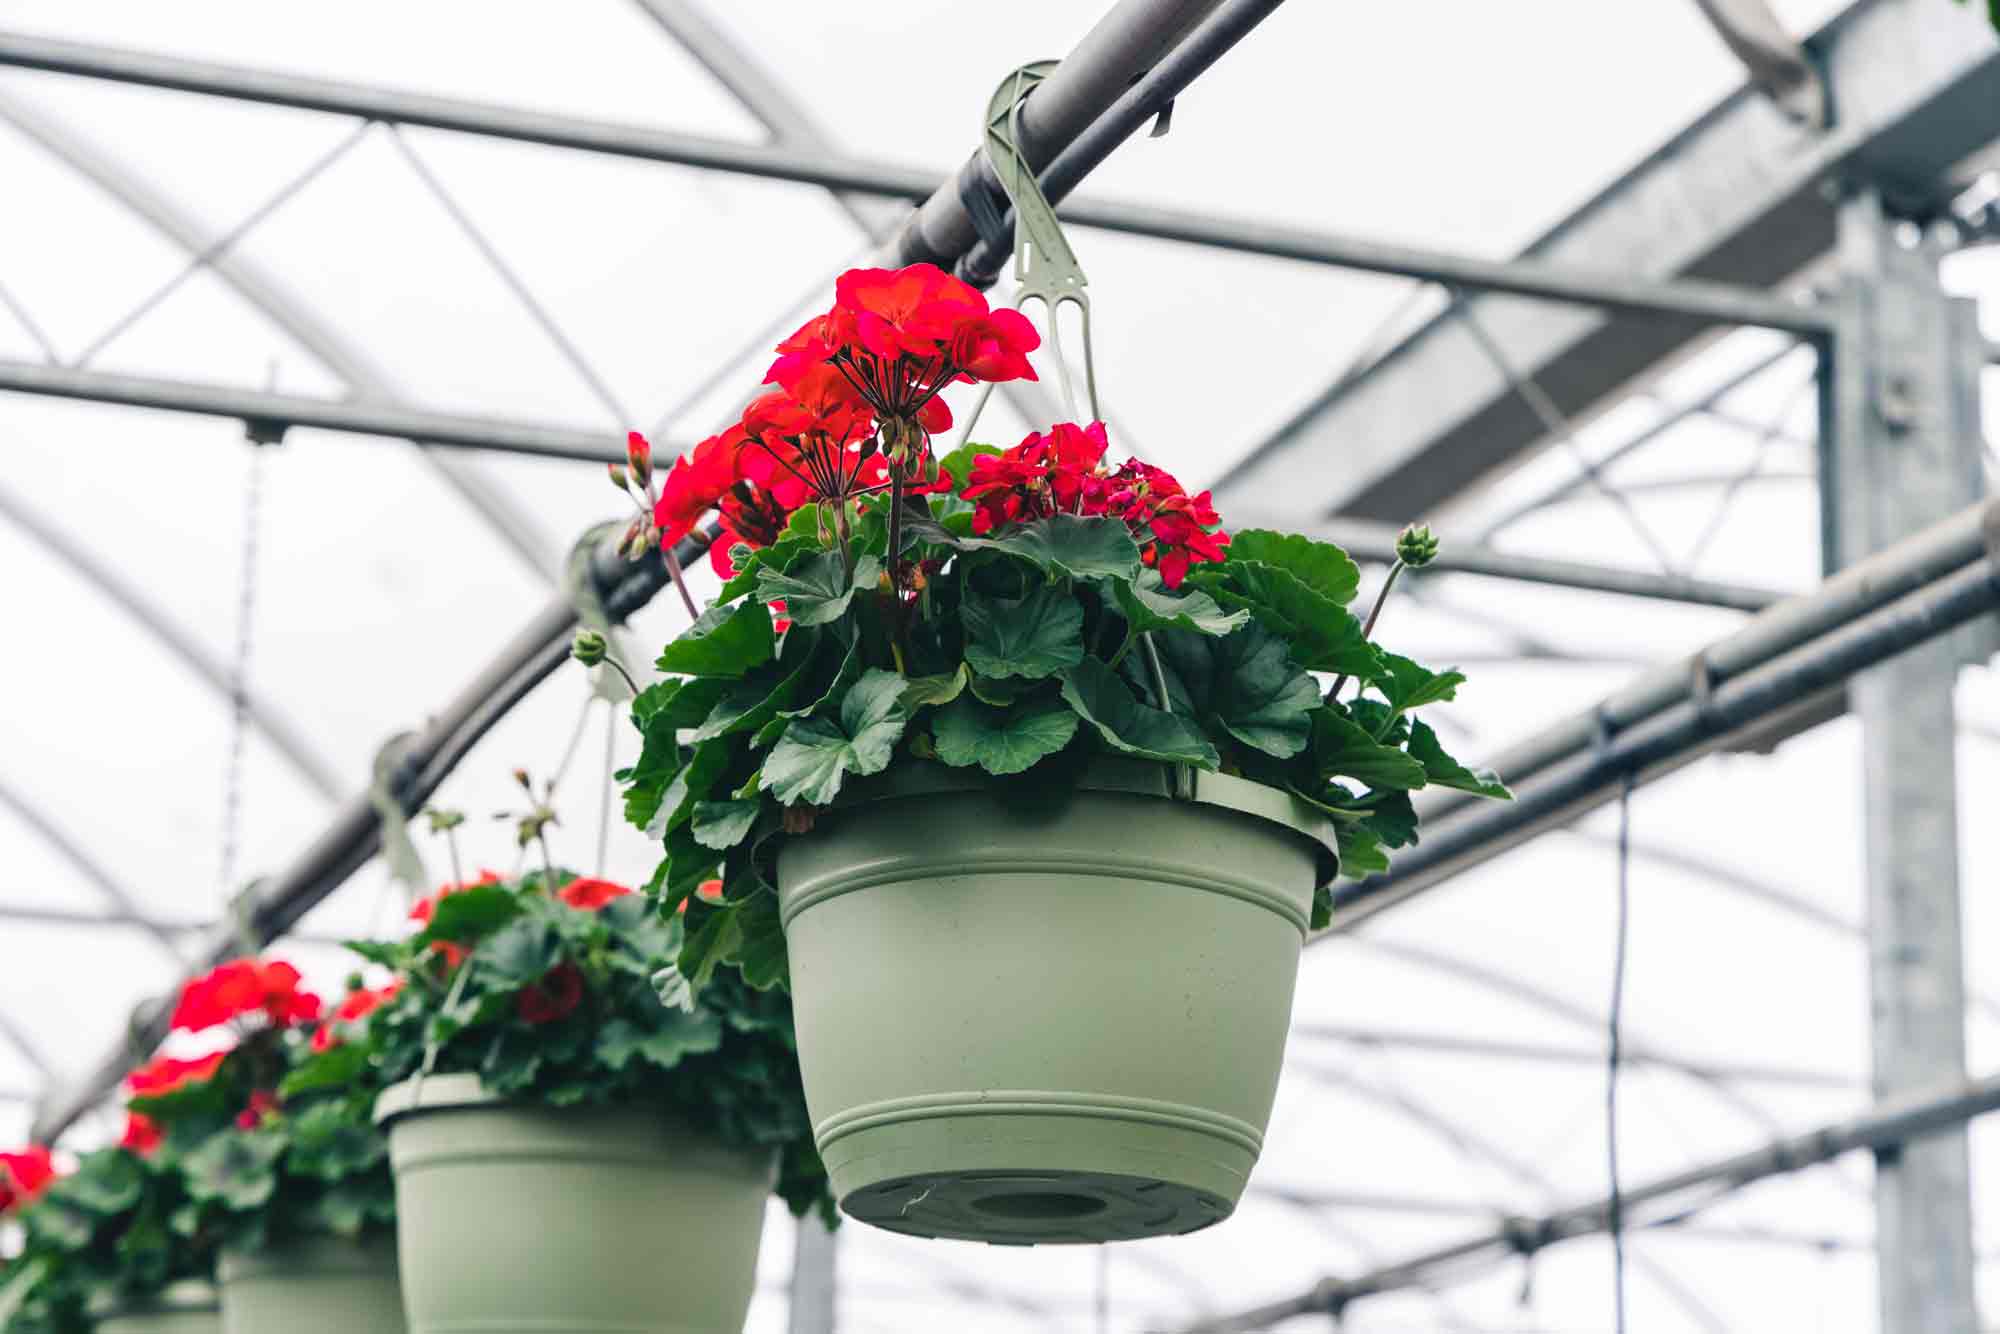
[{"left": 2, "top": 2, "right": 1999, "bottom": 1330}]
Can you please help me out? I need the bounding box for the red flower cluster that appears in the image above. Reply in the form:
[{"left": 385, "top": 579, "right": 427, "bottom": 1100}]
[
  {"left": 555, "top": 877, "right": 631, "bottom": 911},
  {"left": 170, "top": 959, "right": 321, "bottom": 1035},
  {"left": 643, "top": 264, "right": 1043, "bottom": 583},
  {"left": 517, "top": 962, "right": 585, "bottom": 1025},
  {"left": 964, "top": 422, "right": 1231, "bottom": 587},
  {"left": 235, "top": 1089, "right": 280, "bottom": 1130},
  {"left": 127, "top": 1051, "right": 227, "bottom": 1097},
  {"left": 120, "top": 1113, "right": 160, "bottom": 1155},
  {"left": 311, "top": 979, "right": 404, "bottom": 1052},
  {"left": 0, "top": 1145, "right": 56, "bottom": 1213}
]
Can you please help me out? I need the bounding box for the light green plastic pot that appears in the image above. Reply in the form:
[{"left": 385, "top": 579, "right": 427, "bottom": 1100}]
[
  {"left": 775, "top": 758, "right": 1336, "bottom": 1244},
  {"left": 218, "top": 1233, "right": 402, "bottom": 1334},
  {"left": 375, "top": 1074, "right": 772, "bottom": 1334},
  {"left": 89, "top": 1280, "right": 220, "bottom": 1334}
]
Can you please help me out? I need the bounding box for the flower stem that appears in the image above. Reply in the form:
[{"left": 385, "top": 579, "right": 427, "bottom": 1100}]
[
  {"left": 661, "top": 545, "right": 699, "bottom": 620},
  {"left": 535, "top": 829, "right": 558, "bottom": 891},
  {"left": 445, "top": 829, "right": 463, "bottom": 893},
  {"left": 601, "top": 656, "right": 641, "bottom": 698},
  {"left": 1326, "top": 559, "right": 1406, "bottom": 704},
  {"left": 1141, "top": 632, "right": 1173, "bottom": 712},
  {"left": 1105, "top": 624, "right": 1138, "bottom": 670}
]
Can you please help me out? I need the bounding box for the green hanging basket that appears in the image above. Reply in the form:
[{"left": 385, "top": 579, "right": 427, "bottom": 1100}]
[
  {"left": 88, "top": 1280, "right": 221, "bottom": 1334},
  {"left": 218, "top": 1234, "right": 403, "bottom": 1334},
  {"left": 375, "top": 1074, "right": 772, "bottom": 1334},
  {"left": 775, "top": 758, "right": 1335, "bottom": 1244}
]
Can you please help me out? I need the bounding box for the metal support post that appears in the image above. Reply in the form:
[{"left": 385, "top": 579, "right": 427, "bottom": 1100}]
[
  {"left": 787, "top": 1215, "right": 839, "bottom": 1334},
  {"left": 1822, "top": 188, "right": 1987, "bottom": 1334}
]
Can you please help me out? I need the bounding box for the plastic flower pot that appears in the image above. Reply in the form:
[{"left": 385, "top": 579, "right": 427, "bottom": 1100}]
[
  {"left": 218, "top": 1233, "right": 403, "bottom": 1334},
  {"left": 375, "top": 1074, "right": 772, "bottom": 1334},
  {"left": 88, "top": 1280, "right": 221, "bottom": 1334},
  {"left": 775, "top": 758, "right": 1337, "bottom": 1243}
]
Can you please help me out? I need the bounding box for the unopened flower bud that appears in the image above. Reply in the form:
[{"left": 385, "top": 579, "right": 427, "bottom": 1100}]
[
  {"left": 728, "top": 541, "right": 755, "bottom": 569},
  {"left": 571, "top": 628, "right": 608, "bottom": 667},
  {"left": 607, "top": 462, "right": 629, "bottom": 492},
  {"left": 346, "top": 971, "right": 365, "bottom": 993},
  {"left": 423, "top": 806, "right": 465, "bottom": 833},
  {"left": 512, "top": 768, "right": 533, "bottom": 793},
  {"left": 625, "top": 431, "right": 654, "bottom": 488},
  {"left": 618, "top": 516, "right": 649, "bottom": 561},
  {"left": 1395, "top": 523, "right": 1440, "bottom": 568},
  {"left": 877, "top": 570, "right": 894, "bottom": 593}
]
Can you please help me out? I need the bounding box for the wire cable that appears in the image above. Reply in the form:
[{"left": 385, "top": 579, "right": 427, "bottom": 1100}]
[{"left": 1608, "top": 773, "right": 1634, "bottom": 1333}]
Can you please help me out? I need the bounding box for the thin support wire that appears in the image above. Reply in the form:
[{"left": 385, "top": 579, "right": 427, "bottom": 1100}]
[
  {"left": 388, "top": 125, "right": 633, "bottom": 427},
  {"left": 1608, "top": 773, "right": 1634, "bottom": 1334},
  {"left": 0, "top": 275, "right": 60, "bottom": 363},
  {"left": 72, "top": 121, "right": 374, "bottom": 370},
  {"left": 219, "top": 437, "right": 267, "bottom": 906},
  {"left": 596, "top": 701, "right": 617, "bottom": 877},
  {"left": 1452, "top": 298, "right": 1679, "bottom": 572},
  {"left": 1682, "top": 369, "right": 1818, "bottom": 570}
]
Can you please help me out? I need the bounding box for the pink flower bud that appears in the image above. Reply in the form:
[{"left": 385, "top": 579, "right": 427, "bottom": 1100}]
[{"left": 607, "top": 462, "right": 629, "bottom": 491}]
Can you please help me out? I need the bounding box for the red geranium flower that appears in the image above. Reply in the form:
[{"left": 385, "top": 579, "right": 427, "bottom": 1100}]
[
  {"left": 556, "top": 877, "right": 631, "bottom": 911},
  {"left": 0, "top": 1146, "right": 56, "bottom": 1213},
  {"left": 652, "top": 431, "right": 740, "bottom": 547},
  {"left": 119, "top": 1113, "right": 161, "bottom": 1156},
  {"left": 126, "top": 1051, "right": 228, "bottom": 1098},
  {"left": 962, "top": 421, "right": 1110, "bottom": 534},
  {"left": 171, "top": 959, "right": 321, "bottom": 1034},
  {"left": 311, "top": 980, "right": 402, "bottom": 1052},
  {"left": 235, "top": 1090, "right": 280, "bottom": 1130},
  {"left": 516, "top": 963, "right": 586, "bottom": 1025}
]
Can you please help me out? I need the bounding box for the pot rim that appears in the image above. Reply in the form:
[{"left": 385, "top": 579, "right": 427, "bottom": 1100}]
[
  {"left": 85, "top": 1279, "right": 219, "bottom": 1318},
  {"left": 804, "top": 756, "right": 1340, "bottom": 887},
  {"left": 217, "top": 1231, "right": 396, "bottom": 1283}
]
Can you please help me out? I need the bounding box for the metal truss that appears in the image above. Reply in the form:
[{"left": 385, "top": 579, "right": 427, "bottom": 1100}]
[{"left": 1174, "top": 1069, "right": 2000, "bottom": 1332}]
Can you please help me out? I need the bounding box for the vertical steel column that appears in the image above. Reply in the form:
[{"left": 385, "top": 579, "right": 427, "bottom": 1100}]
[
  {"left": 1820, "top": 188, "right": 1989, "bottom": 1334},
  {"left": 787, "top": 1216, "right": 838, "bottom": 1334}
]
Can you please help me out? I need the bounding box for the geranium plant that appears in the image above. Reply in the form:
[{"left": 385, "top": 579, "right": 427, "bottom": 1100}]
[
  {"left": 0, "top": 1142, "right": 211, "bottom": 1332},
  {"left": 347, "top": 863, "right": 831, "bottom": 1220},
  {"left": 116, "top": 957, "right": 399, "bottom": 1256},
  {"left": 609, "top": 263, "right": 1509, "bottom": 992}
]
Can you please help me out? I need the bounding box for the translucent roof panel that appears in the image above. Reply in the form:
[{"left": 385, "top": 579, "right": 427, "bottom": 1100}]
[{"left": 1, "top": 1, "right": 1997, "bottom": 1330}]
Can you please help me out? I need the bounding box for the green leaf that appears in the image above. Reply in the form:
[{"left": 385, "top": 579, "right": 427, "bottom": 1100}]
[
  {"left": 677, "top": 900, "right": 742, "bottom": 990},
  {"left": 473, "top": 916, "right": 560, "bottom": 990},
  {"left": 1335, "top": 821, "right": 1390, "bottom": 878},
  {"left": 1311, "top": 709, "right": 1428, "bottom": 791},
  {"left": 1310, "top": 885, "right": 1335, "bottom": 930},
  {"left": 938, "top": 441, "right": 1002, "bottom": 492},
  {"left": 1192, "top": 563, "right": 1383, "bottom": 678},
  {"left": 1407, "top": 719, "right": 1511, "bottom": 798},
  {"left": 287, "top": 1102, "right": 386, "bottom": 1183},
  {"left": 651, "top": 823, "right": 721, "bottom": 915},
  {"left": 901, "top": 663, "right": 970, "bottom": 709},
  {"left": 182, "top": 1131, "right": 285, "bottom": 1211},
  {"left": 968, "top": 672, "right": 1036, "bottom": 706},
  {"left": 1108, "top": 570, "right": 1248, "bottom": 637},
  {"left": 307, "top": 1179, "right": 395, "bottom": 1239},
  {"left": 646, "top": 739, "right": 731, "bottom": 839},
  {"left": 1377, "top": 652, "right": 1467, "bottom": 714},
  {"left": 690, "top": 647, "right": 814, "bottom": 744},
  {"left": 51, "top": 1149, "right": 143, "bottom": 1216},
  {"left": 412, "top": 882, "right": 522, "bottom": 950},
  {"left": 947, "top": 515, "right": 1144, "bottom": 581},
  {"left": 691, "top": 798, "right": 761, "bottom": 851},
  {"left": 1226, "top": 530, "right": 1361, "bottom": 605},
  {"left": 655, "top": 601, "right": 775, "bottom": 678},
  {"left": 757, "top": 550, "right": 881, "bottom": 627},
  {"left": 762, "top": 669, "right": 910, "bottom": 806},
  {"left": 714, "top": 531, "right": 813, "bottom": 602},
  {"left": 1358, "top": 789, "right": 1421, "bottom": 849},
  {"left": 733, "top": 890, "right": 790, "bottom": 991},
  {"left": 1152, "top": 622, "right": 1319, "bottom": 758},
  {"left": 962, "top": 582, "right": 1085, "bottom": 680},
  {"left": 1059, "top": 657, "right": 1219, "bottom": 767},
  {"left": 276, "top": 1041, "right": 369, "bottom": 1099},
  {"left": 596, "top": 1010, "right": 724, "bottom": 1072},
  {"left": 931, "top": 695, "right": 1079, "bottom": 775}
]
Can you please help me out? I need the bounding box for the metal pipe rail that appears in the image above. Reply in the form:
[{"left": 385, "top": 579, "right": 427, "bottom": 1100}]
[
  {"left": 1231, "top": 511, "right": 1789, "bottom": 611},
  {"left": 1166, "top": 1069, "right": 2000, "bottom": 1333},
  {"left": 1323, "top": 495, "right": 2000, "bottom": 931},
  {"left": 29, "top": 0, "right": 1291, "bottom": 1142},
  {"left": 0, "top": 24, "right": 1825, "bottom": 330},
  {"left": 0, "top": 358, "right": 634, "bottom": 464}
]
